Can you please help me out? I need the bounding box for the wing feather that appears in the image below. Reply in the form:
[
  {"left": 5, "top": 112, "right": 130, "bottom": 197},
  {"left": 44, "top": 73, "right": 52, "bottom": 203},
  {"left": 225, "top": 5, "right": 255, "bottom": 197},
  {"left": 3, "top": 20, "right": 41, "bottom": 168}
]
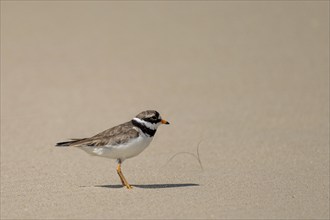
[{"left": 63, "top": 121, "right": 139, "bottom": 147}]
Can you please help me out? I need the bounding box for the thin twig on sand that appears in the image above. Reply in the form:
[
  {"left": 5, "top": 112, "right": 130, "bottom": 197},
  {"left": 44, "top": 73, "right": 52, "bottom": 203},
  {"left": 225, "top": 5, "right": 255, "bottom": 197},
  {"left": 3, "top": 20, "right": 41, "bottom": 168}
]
[{"left": 165, "top": 140, "right": 204, "bottom": 170}]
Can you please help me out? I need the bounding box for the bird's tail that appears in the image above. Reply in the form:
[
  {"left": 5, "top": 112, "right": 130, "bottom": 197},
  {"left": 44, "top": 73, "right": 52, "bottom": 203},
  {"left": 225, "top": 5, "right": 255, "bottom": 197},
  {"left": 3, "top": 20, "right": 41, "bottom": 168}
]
[{"left": 55, "top": 138, "right": 85, "bottom": 147}]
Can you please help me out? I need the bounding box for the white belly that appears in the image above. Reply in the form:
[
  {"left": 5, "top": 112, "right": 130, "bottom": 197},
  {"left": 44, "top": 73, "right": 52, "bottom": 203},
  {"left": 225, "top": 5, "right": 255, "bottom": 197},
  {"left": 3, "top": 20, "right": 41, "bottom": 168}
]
[{"left": 80, "top": 135, "right": 153, "bottom": 161}]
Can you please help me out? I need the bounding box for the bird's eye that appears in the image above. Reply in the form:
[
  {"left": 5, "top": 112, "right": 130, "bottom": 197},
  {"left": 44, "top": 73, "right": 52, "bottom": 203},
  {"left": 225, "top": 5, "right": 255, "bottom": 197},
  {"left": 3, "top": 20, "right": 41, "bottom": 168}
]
[{"left": 151, "top": 116, "right": 157, "bottom": 120}]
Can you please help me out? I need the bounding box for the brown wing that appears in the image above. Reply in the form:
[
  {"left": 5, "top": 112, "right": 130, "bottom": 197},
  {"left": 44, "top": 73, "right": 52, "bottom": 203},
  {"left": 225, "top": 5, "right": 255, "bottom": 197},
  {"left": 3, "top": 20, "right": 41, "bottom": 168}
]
[{"left": 64, "top": 121, "right": 139, "bottom": 147}]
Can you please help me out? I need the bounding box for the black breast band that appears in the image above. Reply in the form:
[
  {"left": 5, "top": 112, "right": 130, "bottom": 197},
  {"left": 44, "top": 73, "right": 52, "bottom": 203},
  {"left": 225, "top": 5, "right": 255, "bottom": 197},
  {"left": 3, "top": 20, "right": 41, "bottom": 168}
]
[{"left": 131, "top": 120, "right": 156, "bottom": 137}]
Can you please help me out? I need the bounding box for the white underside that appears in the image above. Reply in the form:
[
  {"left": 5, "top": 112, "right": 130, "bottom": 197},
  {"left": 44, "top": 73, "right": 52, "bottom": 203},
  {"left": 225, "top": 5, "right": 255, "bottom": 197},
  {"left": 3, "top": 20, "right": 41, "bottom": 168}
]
[{"left": 79, "top": 133, "right": 153, "bottom": 161}]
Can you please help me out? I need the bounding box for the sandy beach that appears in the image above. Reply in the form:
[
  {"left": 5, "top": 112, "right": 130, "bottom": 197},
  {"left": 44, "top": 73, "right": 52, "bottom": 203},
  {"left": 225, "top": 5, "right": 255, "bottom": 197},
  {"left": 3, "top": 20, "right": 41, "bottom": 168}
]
[{"left": 1, "top": 1, "right": 329, "bottom": 219}]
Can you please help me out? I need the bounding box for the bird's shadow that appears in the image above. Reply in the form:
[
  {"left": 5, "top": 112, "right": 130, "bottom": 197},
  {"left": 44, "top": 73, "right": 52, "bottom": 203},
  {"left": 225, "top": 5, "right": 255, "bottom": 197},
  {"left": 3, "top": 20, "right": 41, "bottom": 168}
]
[{"left": 87, "top": 183, "right": 199, "bottom": 189}]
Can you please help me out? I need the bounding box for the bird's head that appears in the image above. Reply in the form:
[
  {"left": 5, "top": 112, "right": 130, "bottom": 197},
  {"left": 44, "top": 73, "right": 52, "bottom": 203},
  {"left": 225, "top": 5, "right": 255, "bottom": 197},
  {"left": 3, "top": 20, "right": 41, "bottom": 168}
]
[{"left": 133, "top": 110, "right": 170, "bottom": 130}]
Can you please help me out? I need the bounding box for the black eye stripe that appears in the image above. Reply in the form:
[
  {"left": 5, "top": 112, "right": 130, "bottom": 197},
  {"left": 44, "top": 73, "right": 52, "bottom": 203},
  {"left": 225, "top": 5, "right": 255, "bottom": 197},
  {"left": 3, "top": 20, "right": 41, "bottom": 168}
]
[
  {"left": 144, "top": 117, "right": 161, "bottom": 124},
  {"left": 155, "top": 118, "right": 161, "bottom": 123}
]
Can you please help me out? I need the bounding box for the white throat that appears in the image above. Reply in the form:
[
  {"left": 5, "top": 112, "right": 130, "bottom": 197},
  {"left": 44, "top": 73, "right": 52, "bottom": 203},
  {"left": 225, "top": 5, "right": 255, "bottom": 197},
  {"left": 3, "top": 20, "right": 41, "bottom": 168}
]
[{"left": 132, "top": 117, "right": 160, "bottom": 130}]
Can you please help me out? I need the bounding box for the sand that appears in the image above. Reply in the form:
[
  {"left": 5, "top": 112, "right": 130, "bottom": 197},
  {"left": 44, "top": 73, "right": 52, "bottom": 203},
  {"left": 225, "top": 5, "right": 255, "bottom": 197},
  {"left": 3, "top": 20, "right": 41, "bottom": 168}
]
[{"left": 1, "top": 1, "right": 329, "bottom": 219}]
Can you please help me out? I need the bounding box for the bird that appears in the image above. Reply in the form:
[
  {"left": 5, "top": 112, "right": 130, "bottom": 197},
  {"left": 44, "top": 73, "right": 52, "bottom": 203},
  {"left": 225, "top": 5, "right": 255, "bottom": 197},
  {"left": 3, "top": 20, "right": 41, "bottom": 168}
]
[{"left": 55, "top": 110, "right": 170, "bottom": 189}]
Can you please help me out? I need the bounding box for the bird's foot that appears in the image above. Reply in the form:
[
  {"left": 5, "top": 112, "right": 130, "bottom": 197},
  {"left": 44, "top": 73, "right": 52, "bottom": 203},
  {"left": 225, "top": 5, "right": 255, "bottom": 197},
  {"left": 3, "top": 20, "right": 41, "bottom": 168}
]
[{"left": 125, "top": 184, "right": 133, "bottom": 189}]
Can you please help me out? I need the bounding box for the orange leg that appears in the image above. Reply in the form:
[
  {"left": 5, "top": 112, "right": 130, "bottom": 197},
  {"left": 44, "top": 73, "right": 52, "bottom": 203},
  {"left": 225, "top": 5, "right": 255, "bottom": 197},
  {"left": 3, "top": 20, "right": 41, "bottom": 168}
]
[{"left": 116, "top": 161, "right": 132, "bottom": 189}]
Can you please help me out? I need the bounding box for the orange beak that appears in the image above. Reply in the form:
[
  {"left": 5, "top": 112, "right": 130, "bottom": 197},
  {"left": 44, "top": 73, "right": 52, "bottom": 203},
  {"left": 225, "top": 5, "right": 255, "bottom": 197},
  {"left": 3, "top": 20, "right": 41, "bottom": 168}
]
[{"left": 161, "top": 119, "right": 170, "bottom": 125}]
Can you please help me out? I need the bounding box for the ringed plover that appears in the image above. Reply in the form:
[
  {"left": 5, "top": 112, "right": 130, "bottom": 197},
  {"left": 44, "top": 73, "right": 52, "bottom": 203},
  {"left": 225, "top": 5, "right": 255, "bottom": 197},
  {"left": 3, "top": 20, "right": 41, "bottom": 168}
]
[{"left": 56, "top": 110, "right": 170, "bottom": 189}]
